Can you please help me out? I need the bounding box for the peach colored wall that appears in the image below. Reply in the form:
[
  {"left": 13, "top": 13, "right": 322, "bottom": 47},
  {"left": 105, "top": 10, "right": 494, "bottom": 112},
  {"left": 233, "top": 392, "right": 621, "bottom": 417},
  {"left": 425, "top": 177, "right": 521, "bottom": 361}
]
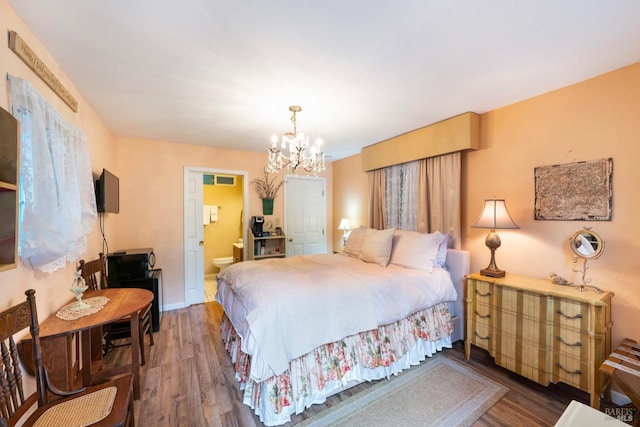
[
  {"left": 0, "top": 0, "right": 116, "bottom": 324},
  {"left": 112, "top": 137, "right": 333, "bottom": 306},
  {"left": 466, "top": 62, "right": 640, "bottom": 346},
  {"left": 332, "top": 154, "right": 368, "bottom": 251},
  {"left": 333, "top": 62, "right": 640, "bottom": 347}
]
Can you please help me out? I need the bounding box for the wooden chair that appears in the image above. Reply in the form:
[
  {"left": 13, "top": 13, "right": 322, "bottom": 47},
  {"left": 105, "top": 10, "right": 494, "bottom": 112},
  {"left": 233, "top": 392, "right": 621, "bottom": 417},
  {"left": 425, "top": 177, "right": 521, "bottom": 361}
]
[
  {"left": 77, "top": 253, "right": 108, "bottom": 291},
  {"left": 78, "top": 253, "right": 154, "bottom": 365},
  {"left": 0, "top": 289, "right": 133, "bottom": 427}
]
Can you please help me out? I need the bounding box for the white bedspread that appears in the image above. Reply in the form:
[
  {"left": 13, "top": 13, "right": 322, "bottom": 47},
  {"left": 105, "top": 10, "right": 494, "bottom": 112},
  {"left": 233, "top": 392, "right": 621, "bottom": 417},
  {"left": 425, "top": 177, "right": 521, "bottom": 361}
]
[{"left": 216, "top": 253, "right": 456, "bottom": 381}]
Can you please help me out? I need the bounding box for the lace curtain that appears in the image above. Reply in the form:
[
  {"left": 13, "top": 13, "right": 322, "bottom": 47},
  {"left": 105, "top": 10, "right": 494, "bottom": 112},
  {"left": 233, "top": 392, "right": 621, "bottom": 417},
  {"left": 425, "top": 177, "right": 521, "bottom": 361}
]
[
  {"left": 8, "top": 76, "right": 97, "bottom": 273},
  {"left": 385, "top": 161, "right": 418, "bottom": 230}
]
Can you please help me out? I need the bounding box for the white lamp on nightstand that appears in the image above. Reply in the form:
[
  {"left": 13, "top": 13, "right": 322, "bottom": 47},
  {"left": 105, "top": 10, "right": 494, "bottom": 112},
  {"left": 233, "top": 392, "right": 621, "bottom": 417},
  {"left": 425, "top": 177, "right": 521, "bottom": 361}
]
[
  {"left": 472, "top": 198, "right": 519, "bottom": 278},
  {"left": 338, "top": 218, "right": 351, "bottom": 246}
]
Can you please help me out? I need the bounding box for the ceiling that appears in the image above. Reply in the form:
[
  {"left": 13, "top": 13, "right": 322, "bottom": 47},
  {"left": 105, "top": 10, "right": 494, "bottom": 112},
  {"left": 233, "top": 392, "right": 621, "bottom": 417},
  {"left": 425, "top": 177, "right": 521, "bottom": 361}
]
[{"left": 8, "top": 1, "right": 640, "bottom": 160}]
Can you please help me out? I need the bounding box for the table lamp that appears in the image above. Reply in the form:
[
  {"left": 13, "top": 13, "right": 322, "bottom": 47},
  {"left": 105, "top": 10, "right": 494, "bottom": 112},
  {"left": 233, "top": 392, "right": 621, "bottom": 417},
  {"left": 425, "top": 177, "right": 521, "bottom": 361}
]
[
  {"left": 338, "top": 218, "right": 351, "bottom": 246},
  {"left": 472, "top": 198, "right": 519, "bottom": 278}
]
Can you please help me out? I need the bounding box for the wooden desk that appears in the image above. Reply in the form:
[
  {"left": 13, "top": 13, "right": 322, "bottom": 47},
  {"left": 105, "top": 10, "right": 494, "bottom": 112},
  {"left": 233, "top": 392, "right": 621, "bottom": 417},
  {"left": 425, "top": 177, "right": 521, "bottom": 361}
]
[{"left": 38, "top": 288, "right": 153, "bottom": 399}]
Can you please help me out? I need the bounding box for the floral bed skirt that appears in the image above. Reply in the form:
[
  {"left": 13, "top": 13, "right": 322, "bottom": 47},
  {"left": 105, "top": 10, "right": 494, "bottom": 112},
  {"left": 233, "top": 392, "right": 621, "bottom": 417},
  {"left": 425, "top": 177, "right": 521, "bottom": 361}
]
[{"left": 221, "top": 302, "right": 455, "bottom": 426}]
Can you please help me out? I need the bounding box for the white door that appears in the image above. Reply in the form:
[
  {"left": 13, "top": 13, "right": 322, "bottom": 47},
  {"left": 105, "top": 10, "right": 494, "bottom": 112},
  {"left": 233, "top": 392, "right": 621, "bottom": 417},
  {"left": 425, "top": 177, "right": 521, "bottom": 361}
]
[
  {"left": 184, "top": 169, "right": 204, "bottom": 306},
  {"left": 284, "top": 175, "right": 326, "bottom": 255}
]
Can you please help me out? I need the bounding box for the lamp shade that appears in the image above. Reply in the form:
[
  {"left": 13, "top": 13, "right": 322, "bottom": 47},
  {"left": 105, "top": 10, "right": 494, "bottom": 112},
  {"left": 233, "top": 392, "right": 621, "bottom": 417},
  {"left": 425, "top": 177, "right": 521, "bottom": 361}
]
[
  {"left": 472, "top": 199, "right": 519, "bottom": 230},
  {"left": 338, "top": 218, "right": 351, "bottom": 231}
]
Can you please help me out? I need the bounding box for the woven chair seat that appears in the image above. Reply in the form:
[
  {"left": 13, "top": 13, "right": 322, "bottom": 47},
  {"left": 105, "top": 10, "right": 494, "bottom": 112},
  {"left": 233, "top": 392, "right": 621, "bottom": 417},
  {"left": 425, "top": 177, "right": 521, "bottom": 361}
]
[{"left": 33, "top": 387, "right": 117, "bottom": 427}]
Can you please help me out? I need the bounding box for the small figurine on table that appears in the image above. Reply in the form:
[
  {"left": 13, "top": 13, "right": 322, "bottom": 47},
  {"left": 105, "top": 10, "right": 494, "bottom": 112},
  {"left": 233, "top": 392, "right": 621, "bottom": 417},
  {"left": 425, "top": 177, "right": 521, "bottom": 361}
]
[{"left": 70, "top": 269, "right": 90, "bottom": 310}]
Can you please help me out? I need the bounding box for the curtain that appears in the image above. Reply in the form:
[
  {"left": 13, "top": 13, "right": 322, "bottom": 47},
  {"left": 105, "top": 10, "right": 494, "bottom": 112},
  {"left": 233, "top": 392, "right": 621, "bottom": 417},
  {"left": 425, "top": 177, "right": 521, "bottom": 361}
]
[
  {"left": 423, "top": 152, "right": 461, "bottom": 248},
  {"left": 368, "top": 168, "right": 386, "bottom": 230},
  {"left": 385, "top": 161, "right": 418, "bottom": 230},
  {"left": 367, "top": 151, "right": 461, "bottom": 248},
  {"left": 8, "top": 76, "right": 97, "bottom": 273},
  {"left": 416, "top": 159, "right": 429, "bottom": 232}
]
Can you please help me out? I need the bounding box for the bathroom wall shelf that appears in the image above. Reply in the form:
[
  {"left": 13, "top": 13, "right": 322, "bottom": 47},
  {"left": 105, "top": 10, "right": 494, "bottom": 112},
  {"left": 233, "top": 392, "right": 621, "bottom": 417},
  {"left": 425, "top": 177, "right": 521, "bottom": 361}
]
[{"left": 248, "top": 233, "right": 286, "bottom": 261}]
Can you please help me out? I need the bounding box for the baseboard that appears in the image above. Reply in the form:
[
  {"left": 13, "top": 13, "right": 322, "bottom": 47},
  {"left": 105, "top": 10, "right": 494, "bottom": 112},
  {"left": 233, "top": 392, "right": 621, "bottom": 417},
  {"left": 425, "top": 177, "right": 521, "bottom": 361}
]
[{"left": 162, "top": 302, "right": 187, "bottom": 312}]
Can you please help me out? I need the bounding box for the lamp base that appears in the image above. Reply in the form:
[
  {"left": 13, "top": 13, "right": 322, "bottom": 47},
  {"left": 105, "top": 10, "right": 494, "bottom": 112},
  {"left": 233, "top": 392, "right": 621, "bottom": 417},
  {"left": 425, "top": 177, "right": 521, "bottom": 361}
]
[
  {"left": 480, "top": 266, "right": 506, "bottom": 278},
  {"left": 481, "top": 232, "right": 506, "bottom": 278}
]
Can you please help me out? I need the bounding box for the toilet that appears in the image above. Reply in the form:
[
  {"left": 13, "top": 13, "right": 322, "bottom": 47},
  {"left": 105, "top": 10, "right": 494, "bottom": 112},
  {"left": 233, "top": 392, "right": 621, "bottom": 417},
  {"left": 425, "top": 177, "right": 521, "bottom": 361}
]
[{"left": 213, "top": 256, "right": 233, "bottom": 273}]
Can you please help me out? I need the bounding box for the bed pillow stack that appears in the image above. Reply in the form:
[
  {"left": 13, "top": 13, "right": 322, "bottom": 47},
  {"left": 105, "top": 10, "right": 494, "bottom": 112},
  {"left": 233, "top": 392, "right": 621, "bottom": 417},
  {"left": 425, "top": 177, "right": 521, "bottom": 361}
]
[
  {"left": 389, "top": 229, "right": 449, "bottom": 273},
  {"left": 343, "top": 227, "right": 450, "bottom": 271}
]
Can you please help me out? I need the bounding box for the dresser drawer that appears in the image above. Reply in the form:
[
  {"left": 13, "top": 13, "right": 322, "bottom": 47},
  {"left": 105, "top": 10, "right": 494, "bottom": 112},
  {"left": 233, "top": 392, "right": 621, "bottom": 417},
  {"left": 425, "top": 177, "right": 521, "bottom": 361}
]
[
  {"left": 553, "top": 299, "right": 589, "bottom": 333},
  {"left": 493, "top": 306, "right": 548, "bottom": 344},
  {"left": 492, "top": 287, "right": 550, "bottom": 343},
  {"left": 468, "top": 278, "right": 493, "bottom": 305},
  {"left": 494, "top": 343, "right": 551, "bottom": 385},
  {"left": 552, "top": 328, "right": 589, "bottom": 361},
  {"left": 495, "top": 287, "right": 550, "bottom": 323},
  {"left": 469, "top": 314, "right": 491, "bottom": 351},
  {"left": 552, "top": 354, "right": 590, "bottom": 391}
]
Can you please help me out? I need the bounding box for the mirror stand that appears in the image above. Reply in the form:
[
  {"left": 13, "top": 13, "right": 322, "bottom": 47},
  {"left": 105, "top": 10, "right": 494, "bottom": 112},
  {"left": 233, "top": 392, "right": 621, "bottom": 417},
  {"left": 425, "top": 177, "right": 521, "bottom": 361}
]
[
  {"left": 550, "top": 227, "right": 604, "bottom": 293},
  {"left": 571, "top": 255, "right": 603, "bottom": 293}
]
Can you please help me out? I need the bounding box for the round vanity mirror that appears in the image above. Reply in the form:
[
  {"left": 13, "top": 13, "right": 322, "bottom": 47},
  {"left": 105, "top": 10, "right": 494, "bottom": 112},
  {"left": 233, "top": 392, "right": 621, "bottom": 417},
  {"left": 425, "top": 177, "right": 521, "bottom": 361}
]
[{"left": 570, "top": 228, "right": 604, "bottom": 259}]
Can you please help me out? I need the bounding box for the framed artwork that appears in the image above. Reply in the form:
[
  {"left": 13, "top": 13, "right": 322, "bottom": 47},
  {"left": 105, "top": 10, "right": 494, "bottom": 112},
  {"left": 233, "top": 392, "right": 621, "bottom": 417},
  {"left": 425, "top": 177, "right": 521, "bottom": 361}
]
[{"left": 534, "top": 158, "right": 613, "bottom": 221}]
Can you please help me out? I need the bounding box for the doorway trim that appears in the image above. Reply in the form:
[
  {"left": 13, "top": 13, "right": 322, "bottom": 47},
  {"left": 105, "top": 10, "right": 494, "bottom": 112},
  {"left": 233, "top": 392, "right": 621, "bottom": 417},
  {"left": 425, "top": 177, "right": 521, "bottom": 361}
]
[{"left": 183, "top": 166, "right": 249, "bottom": 307}]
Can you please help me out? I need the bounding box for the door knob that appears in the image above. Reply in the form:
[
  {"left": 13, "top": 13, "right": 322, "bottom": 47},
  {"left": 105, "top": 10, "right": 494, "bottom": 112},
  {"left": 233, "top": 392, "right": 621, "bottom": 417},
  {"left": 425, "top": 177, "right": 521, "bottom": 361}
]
[
  {"left": 288, "top": 238, "right": 293, "bottom": 242},
  {"left": 199, "top": 241, "right": 204, "bottom": 246}
]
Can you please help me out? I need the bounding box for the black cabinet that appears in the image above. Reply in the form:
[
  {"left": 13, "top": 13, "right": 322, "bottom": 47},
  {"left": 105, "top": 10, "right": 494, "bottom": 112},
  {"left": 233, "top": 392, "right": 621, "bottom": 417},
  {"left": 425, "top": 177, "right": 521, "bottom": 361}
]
[
  {"left": 107, "top": 249, "right": 162, "bottom": 333},
  {"left": 109, "top": 269, "right": 163, "bottom": 333}
]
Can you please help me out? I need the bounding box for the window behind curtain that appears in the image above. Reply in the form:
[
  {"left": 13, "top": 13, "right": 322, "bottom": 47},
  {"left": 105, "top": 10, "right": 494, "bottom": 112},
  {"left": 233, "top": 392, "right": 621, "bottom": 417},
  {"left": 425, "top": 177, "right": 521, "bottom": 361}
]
[{"left": 385, "top": 161, "right": 418, "bottom": 230}]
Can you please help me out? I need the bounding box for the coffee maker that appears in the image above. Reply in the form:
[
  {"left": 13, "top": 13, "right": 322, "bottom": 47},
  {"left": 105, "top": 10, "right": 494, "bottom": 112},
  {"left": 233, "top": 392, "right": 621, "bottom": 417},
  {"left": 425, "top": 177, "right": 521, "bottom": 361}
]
[{"left": 251, "top": 216, "right": 264, "bottom": 237}]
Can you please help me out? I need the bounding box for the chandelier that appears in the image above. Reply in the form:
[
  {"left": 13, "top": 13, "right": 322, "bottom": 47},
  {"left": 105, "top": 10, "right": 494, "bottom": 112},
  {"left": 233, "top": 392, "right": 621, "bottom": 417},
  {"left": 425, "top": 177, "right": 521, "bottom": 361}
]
[{"left": 267, "top": 105, "right": 326, "bottom": 175}]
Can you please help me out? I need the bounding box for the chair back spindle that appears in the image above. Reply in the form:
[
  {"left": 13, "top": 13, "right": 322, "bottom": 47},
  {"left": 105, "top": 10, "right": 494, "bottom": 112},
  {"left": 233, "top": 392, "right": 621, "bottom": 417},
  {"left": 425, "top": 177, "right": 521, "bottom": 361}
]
[{"left": 0, "top": 290, "right": 38, "bottom": 420}]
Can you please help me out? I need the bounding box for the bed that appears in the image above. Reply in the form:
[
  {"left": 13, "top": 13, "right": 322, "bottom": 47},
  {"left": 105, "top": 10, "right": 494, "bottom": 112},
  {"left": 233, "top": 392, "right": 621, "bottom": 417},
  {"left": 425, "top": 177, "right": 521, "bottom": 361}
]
[{"left": 216, "top": 227, "right": 470, "bottom": 426}]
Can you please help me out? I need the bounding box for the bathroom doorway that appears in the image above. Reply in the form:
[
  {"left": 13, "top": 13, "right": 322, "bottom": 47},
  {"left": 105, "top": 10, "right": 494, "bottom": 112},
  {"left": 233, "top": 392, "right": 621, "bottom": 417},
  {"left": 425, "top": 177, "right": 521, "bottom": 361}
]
[
  {"left": 183, "top": 167, "right": 248, "bottom": 306},
  {"left": 203, "top": 172, "right": 245, "bottom": 302}
]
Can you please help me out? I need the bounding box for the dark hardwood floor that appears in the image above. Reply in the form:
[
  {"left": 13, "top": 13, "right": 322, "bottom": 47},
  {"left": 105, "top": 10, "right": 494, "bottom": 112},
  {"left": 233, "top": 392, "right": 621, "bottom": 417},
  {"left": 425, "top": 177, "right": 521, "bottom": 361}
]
[{"left": 104, "top": 302, "right": 592, "bottom": 426}]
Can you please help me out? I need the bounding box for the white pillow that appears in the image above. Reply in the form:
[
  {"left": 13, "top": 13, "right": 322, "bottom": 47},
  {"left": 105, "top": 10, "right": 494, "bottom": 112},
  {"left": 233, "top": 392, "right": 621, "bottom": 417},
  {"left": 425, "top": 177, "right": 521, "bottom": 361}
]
[
  {"left": 343, "top": 226, "right": 368, "bottom": 258},
  {"left": 358, "top": 228, "right": 395, "bottom": 267},
  {"left": 389, "top": 230, "right": 444, "bottom": 273},
  {"left": 434, "top": 232, "right": 450, "bottom": 267}
]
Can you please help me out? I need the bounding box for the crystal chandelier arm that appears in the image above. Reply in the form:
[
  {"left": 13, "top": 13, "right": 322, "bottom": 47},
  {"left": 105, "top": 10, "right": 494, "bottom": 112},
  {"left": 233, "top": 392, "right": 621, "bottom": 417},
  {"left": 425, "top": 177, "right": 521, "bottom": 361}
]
[{"left": 268, "top": 105, "right": 325, "bottom": 175}]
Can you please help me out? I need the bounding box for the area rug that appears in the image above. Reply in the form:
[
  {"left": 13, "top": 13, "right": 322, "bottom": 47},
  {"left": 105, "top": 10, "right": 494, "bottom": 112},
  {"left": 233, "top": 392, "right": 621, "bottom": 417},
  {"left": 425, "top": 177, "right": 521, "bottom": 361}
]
[{"left": 299, "top": 356, "right": 508, "bottom": 427}]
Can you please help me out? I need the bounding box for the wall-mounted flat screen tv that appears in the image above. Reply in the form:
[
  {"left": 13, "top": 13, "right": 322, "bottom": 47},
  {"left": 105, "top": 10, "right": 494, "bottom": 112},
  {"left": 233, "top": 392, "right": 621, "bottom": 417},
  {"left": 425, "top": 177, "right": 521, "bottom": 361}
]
[{"left": 96, "top": 168, "right": 119, "bottom": 214}]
